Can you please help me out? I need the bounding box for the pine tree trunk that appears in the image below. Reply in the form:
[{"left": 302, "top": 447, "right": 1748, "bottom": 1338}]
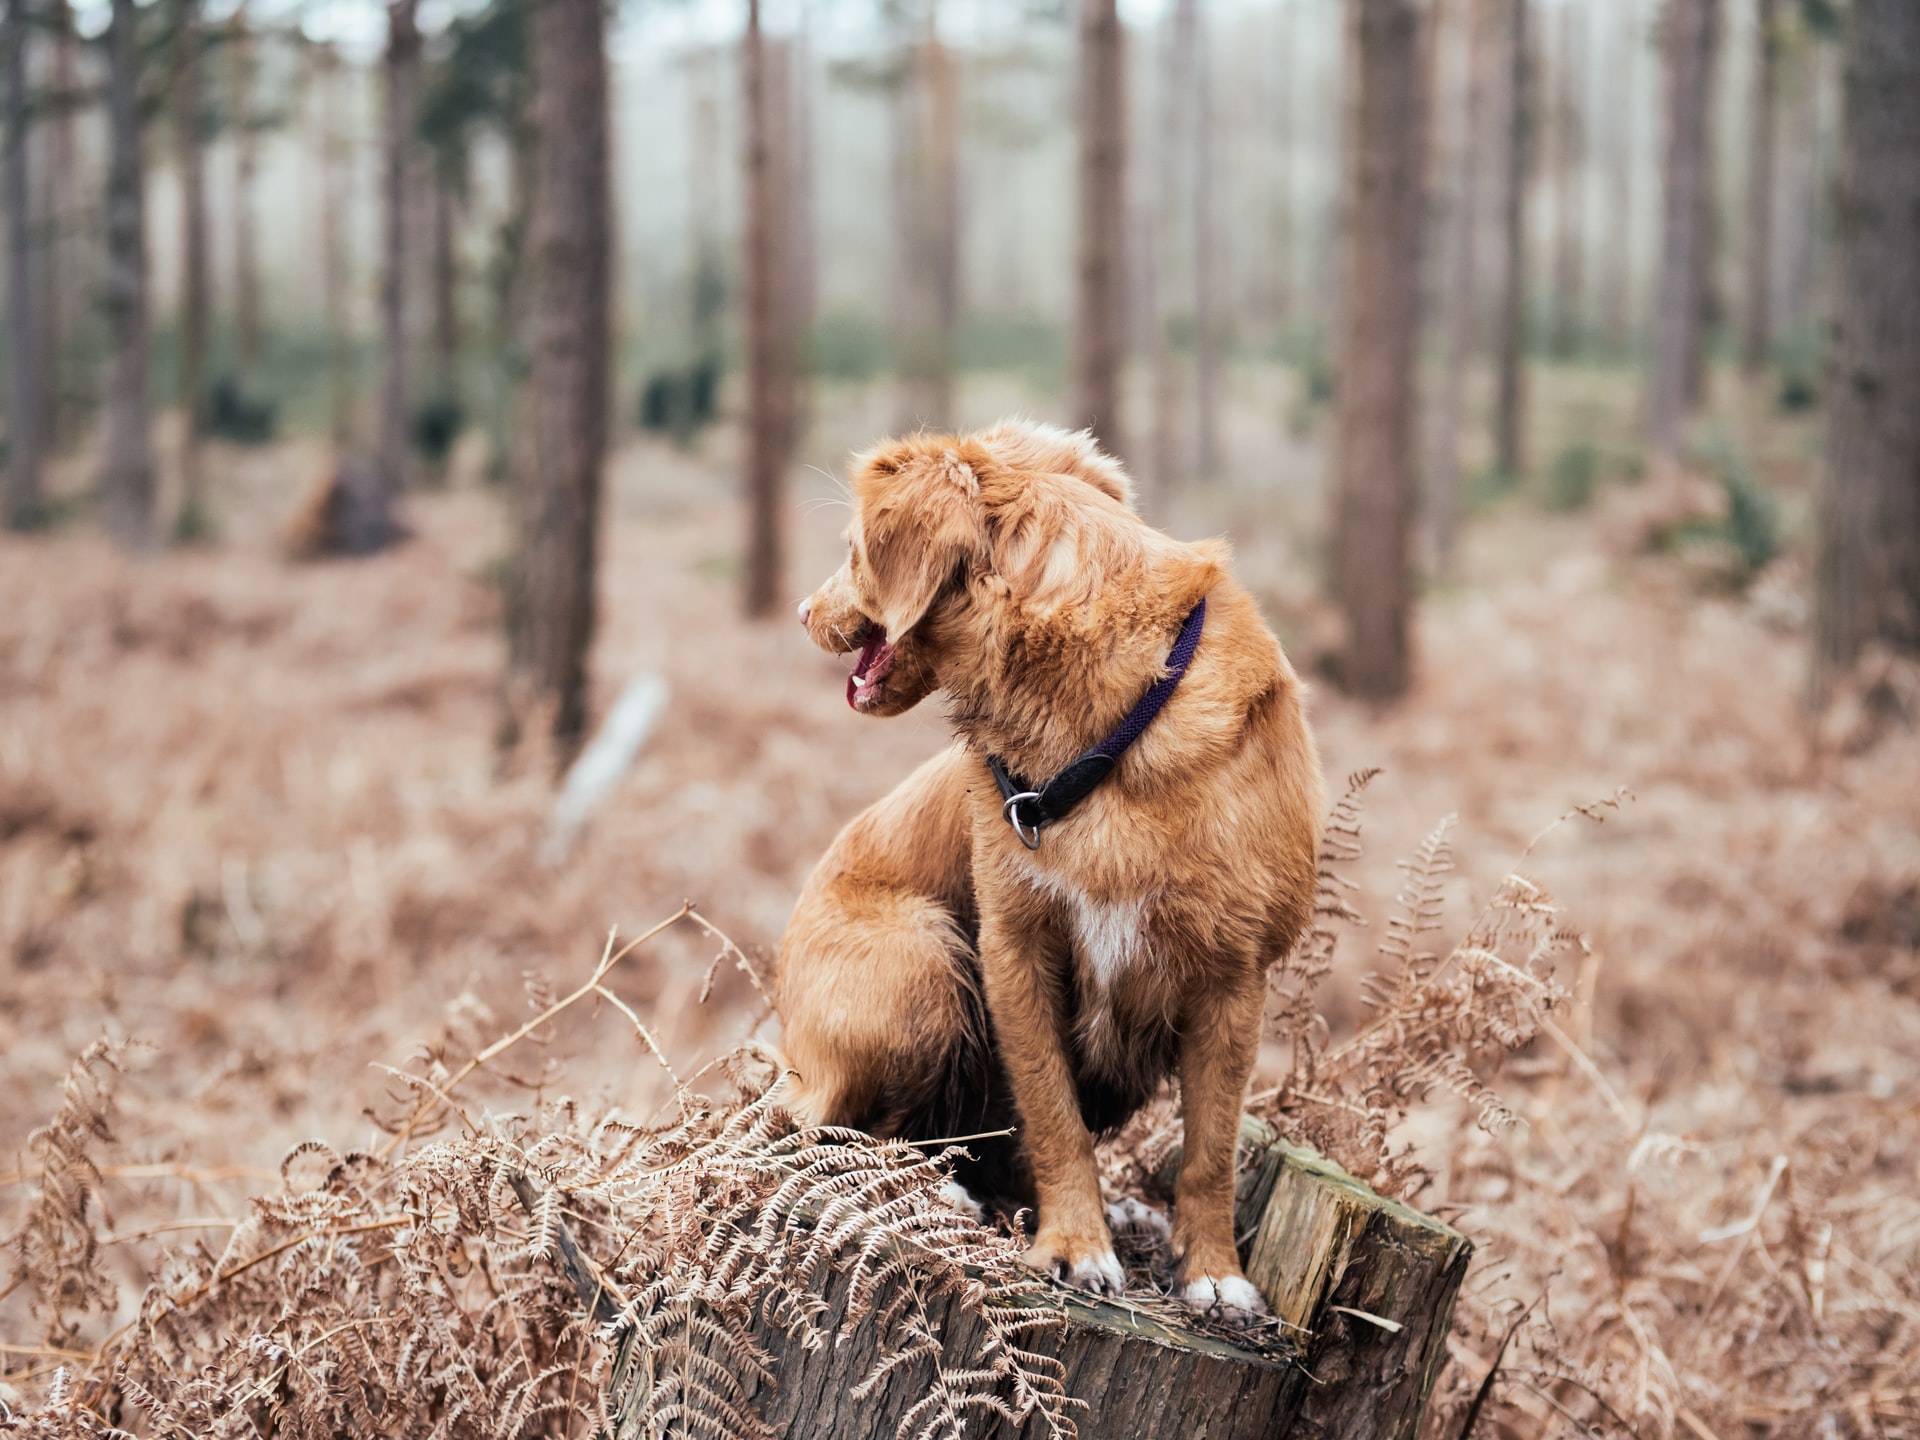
[
  {"left": 1070, "top": 0, "right": 1126, "bottom": 459},
  {"left": 891, "top": 3, "right": 958, "bottom": 434},
  {"left": 1740, "top": 0, "right": 1778, "bottom": 373},
  {"left": 1428, "top": 0, "right": 1488, "bottom": 574},
  {"left": 1151, "top": 0, "right": 1196, "bottom": 499},
  {"left": 1190, "top": 0, "right": 1219, "bottom": 481},
  {"left": 172, "top": 0, "right": 211, "bottom": 538},
  {"left": 1810, "top": 0, "right": 1920, "bottom": 704},
  {"left": 1648, "top": 0, "right": 1719, "bottom": 461},
  {"left": 743, "top": 3, "right": 799, "bottom": 619},
  {"left": 101, "top": 0, "right": 154, "bottom": 548},
  {"left": 3, "top": 0, "right": 39, "bottom": 531},
  {"left": 1549, "top": 0, "right": 1583, "bottom": 358},
  {"left": 314, "top": 44, "right": 351, "bottom": 446},
  {"left": 1331, "top": 0, "right": 1425, "bottom": 702},
  {"left": 39, "top": 0, "right": 76, "bottom": 451},
  {"left": 1491, "top": 0, "right": 1528, "bottom": 481},
  {"left": 1269, "top": 1, "right": 1295, "bottom": 343},
  {"left": 377, "top": 0, "right": 421, "bottom": 499},
  {"left": 1600, "top": 0, "right": 1639, "bottom": 352},
  {"left": 503, "top": 0, "right": 610, "bottom": 760},
  {"left": 230, "top": 6, "right": 261, "bottom": 370},
  {"left": 431, "top": 163, "right": 459, "bottom": 405}
]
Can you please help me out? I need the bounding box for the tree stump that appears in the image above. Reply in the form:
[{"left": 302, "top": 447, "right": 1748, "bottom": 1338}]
[{"left": 719, "top": 1120, "right": 1471, "bottom": 1440}]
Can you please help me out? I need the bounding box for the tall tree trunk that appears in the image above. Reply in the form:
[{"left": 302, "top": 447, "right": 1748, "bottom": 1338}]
[
  {"left": 743, "top": 4, "right": 800, "bottom": 618},
  {"left": 1740, "top": 0, "right": 1778, "bottom": 373},
  {"left": 1810, "top": 0, "right": 1920, "bottom": 705},
  {"left": 1647, "top": 0, "right": 1720, "bottom": 462},
  {"left": 3, "top": 0, "right": 39, "bottom": 531},
  {"left": 1776, "top": 28, "right": 1824, "bottom": 344},
  {"left": 230, "top": 5, "right": 261, "bottom": 369},
  {"left": 1190, "top": 0, "right": 1219, "bottom": 480},
  {"left": 1600, "top": 0, "right": 1639, "bottom": 352},
  {"left": 101, "top": 0, "right": 154, "bottom": 548},
  {"left": 172, "top": 0, "right": 211, "bottom": 539},
  {"left": 1490, "top": 0, "right": 1528, "bottom": 481},
  {"left": 429, "top": 159, "right": 460, "bottom": 410},
  {"left": 1070, "top": 0, "right": 1126, "bottom": 458},
  {"left": 377, "top": 0, "right": 421, "bottom": 498},
  {"left": 1151, "top": 0, "right": 1196, "bottom": 498},
  {"left": 1332, "top": 0, "right": 1425, "bottom": 701},
  {"left": 1548, "top": 0, "right": 1583, "bottom": 358},
  {"left": 314, "top": 43, "right": 351, "bottom": 446},
  {"left": 503, "top": 0, "right": 610, "bottom": 760},
  {"left": 1428, "top": 0, "right": 1488, "bottom": 573},
  {"left": 39, "top": 0, "right": 77, "bottom": 450},
  {"left": 1269, "top": 0, "right": 1295, "bottom": 342},
  {"left": 891, "top": 1, "right": 958, "bottom": 433}
]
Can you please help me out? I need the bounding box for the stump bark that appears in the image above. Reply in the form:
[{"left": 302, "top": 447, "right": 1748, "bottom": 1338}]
[{"left": 733, "top": 1121, "right": 1470, "bottom": 1440}]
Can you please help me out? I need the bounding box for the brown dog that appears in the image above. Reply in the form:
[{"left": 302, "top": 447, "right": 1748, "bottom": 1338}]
[{"left": 776, "top": 420, "right": 1322, "bottom": 1321}]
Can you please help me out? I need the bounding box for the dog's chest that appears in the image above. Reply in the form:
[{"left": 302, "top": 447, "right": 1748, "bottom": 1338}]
[{"left": 1014, "top": 859, "right": 1151, "bottom": 992}]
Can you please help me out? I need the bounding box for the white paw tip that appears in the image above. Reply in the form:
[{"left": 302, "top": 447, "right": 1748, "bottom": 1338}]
[
  {"left": 1065, "top": 1249, "right": 1126, "bottom": 1297},
  {"left": 1181, "top": 1274, "right": 1268, "bottom": 1325},
  {"left": 937, "top": 1179, "right": 985, "bottom": 1222},
  {"left": 1104, "top": 1196, "right": 1172, "bottom": 1239}
]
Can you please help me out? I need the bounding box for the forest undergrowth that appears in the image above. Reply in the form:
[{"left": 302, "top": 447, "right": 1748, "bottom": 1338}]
[{"left": 2, "top": 421, "right": 1918, "bottom": 1436}]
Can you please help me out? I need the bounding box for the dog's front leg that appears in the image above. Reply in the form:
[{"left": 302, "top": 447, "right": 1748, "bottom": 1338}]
[
  {"left": 975, "top": 896, "right": 1123, "bottom": 1296},
  {"left": 1172, "top": 971, "right": 1269, "bottom": 1324}
]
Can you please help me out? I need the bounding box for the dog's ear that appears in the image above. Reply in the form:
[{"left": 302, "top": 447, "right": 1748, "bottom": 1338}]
[{"left": 854, "top": 444, "right": 983, "bottom": 639}]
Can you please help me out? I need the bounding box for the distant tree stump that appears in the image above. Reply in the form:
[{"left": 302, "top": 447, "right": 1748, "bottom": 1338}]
[{"left": 716, "top": 1120, "right": 1470, "bottom": 1440}]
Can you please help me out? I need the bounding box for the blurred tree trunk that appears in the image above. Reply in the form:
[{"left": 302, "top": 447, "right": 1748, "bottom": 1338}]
[
  {"left": 102, "top": 0, "right": 154, "bottom": 548},
  {"left": 1647, "top": 0, "right": 1719, "bottom": 462},
  {"left": 314, "top": 43, "right": 351, "bottom": 446},
  {"left": 1776, "top": 28, "right": 1825, "bottom": 344},
  {"left": 230, "top": 5, "right": 261, "bottom": 369},
  {"left": 743, "top": 4, "right": 801, "bottom": 618},
  {"left": 1490, "top": 0, "right": 1528, "bottom": 481},
  {"left": 1190, "top": 0, "right": 1218, "bottom": 480},
  {"left": 172, "top": 0, "right": 211, "bottom": 539},
  {"left": 1070, "top": 0, "right": 1126, "bottom": 458},
  {"left": 1268, "top": 0, "right": 1295, "bottom": 341},
  {"left": 1331, "top": 0, "right": 1425, "bottom": 701},
  {"left": 891, "top": 1, "right": 958, "bottom": 433},
  {"left": 1548, "top": 0, "right": 1583, "bottom": 358},
  {"left": 1150, "top": 0, "right": 1196, "bottom": 498},
  {"left": 1599, "top": 0, "right": 1639, "bottom": 352},
  {"left": 1740, "top": 0, "right": 1778, "bottom": 373},
  {"left": 3, "top": 0, "right": 39, "bottom": 531},
  {"left": 1810, "top": 0, "right": 1920, "bottom": 705},
  {"left": 377, "top": 0, "right": 421, "bottom": 499},
  {"left": 39, "top": 0, "right": 76, "bottom": 450},
  {"left": 502, "top": 0, "right": 610, "bottom": 760},
  {"left": 1428, "top": 0, "right": 1488, "bottom": 574}
]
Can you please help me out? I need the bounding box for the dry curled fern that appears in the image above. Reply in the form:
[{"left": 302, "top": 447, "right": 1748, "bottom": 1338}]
[
  {"left": 0, "top": 913, "right": 1077, "bottom": 1440},
  {"left": 1251, "top": 776, "right": 1573, "bottom": 1195}
]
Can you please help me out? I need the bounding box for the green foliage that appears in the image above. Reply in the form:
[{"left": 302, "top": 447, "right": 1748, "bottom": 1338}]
[
  {"left": 1774, "top": 323, "right": 1824, "bottom": 413},
  {"left": 413, "top": 395, "right": 465, "bottom": 462},
  {"left": 202, "top": 376, "right": 277, "bottom": 445},
  {"left": 418, "top": 0, "right": 531, "bottom": 185},
  {"left": 953, "top": 312, "right": 1064, "bottom": 382},
  {"left": 1718, "top": 452, "right": 1779, "bottom": 574},
  {"left": 638, "top": 358, "right": 721, "bottom": 443},
  {"left": 809, "top": 308, "right": 889, "bottom": 383},
  {"left": 1543, "top": 442, "right": 1601, "bottom": 513}
]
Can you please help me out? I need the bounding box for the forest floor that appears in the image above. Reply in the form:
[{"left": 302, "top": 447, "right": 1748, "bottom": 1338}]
[{"left": 2, "top": 366, "right": 1916, "bottom": 1435}]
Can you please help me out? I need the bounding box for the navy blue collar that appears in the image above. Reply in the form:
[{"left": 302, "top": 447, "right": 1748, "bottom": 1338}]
[{"left": 986, "top": 598, "right": 1207, "bottom": 849}]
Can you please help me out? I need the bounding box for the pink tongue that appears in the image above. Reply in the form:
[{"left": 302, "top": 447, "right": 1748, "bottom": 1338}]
[{"left": 847, "top": 627, "right": 890, "bottom": 709}]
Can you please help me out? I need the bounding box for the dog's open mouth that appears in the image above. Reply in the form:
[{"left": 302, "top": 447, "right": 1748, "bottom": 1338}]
[{"left": 847, "top": 624, "right": 897, "bottom": 711}]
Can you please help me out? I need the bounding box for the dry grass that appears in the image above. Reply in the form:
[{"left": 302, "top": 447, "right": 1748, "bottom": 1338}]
[{"left": 3, "top": 378, "right": 1918, "bottom": 1436}]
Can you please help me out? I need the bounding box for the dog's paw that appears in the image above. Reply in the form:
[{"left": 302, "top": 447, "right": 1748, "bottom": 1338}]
[
  {"left": 937, "top": 1179, "right": 986, "bottom": 1223},
  {"left": 1104, "top": 1196, "right": 1171, "bottom": 1242},
  {"left": 1180, "top": 1274, "right": 1269, "bottom": 1327},
  {"left": 1025, "top": 1233, "right": 1126, "bottom": 1297}
]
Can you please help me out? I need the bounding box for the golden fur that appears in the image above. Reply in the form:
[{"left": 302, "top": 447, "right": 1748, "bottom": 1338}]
[{"left": 776, "top": 420, "right": 1323, "bottom": 1319}]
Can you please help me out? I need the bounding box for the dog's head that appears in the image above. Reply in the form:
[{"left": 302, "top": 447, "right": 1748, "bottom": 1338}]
[{"left": 798, "top": 420, "right": 1142, "bottom": 715}]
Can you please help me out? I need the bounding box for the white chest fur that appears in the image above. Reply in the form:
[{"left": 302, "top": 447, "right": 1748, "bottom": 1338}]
[{"left": 1012, "top": 856, "right": 1149, "bottom": 991}]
